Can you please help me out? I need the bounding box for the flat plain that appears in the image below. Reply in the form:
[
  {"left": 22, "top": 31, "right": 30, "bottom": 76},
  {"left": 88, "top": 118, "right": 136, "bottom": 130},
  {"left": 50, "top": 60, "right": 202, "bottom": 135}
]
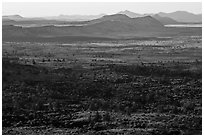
[{"left": 2, "top": 30, "right": 202, "bottom": 134}]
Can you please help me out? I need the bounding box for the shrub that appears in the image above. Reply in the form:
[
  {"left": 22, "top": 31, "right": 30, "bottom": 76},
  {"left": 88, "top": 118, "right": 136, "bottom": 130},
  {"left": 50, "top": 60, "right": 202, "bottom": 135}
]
[
  {"left": 32, "top": 59, "right": 36, "bottom": 65},
  {"left": 103, "top": 111, "right": 111, "bottom": 121},
  {"left": 93, "top": 111, "right": 102, "bottom": 122}
]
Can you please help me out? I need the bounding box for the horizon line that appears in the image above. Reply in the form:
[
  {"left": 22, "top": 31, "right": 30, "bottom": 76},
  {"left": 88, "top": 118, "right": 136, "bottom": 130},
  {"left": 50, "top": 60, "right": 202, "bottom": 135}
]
[{"left": 2, "top": 10, "right": 202, "bottom": 18}]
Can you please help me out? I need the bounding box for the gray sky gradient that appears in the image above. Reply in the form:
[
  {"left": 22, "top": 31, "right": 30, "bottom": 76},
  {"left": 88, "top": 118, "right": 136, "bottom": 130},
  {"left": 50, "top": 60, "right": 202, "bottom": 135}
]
[{"left": 3, "top": 2, "right": 202, "bottom": 17}]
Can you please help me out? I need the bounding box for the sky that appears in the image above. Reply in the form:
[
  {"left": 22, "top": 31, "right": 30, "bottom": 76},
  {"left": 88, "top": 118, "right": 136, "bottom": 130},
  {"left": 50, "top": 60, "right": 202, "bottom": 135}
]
[{"left": 2, "top": 2, "right": 202, "bottom": 17}]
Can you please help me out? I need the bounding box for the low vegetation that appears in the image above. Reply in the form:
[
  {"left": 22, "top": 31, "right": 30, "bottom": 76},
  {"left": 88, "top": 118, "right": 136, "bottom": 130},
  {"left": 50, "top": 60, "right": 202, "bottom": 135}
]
[
  {"left": 2, "top": 56, "right": 202, "bottom": 134},
  {"left": 2, "top": 35, "right": 202, "bottom": 134}
]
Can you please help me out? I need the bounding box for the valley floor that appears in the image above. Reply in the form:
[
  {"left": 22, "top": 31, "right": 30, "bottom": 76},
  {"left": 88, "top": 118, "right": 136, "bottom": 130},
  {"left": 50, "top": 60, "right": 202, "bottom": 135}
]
[{"left": 2, "top": 35, "right": 202, "bottom": 135}]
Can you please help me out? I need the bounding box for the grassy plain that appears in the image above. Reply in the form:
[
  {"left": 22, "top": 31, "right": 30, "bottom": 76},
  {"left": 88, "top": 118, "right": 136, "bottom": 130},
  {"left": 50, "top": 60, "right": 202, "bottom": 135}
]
[{"left": 2, "top": 35, "right": 202, "bottom": 134}]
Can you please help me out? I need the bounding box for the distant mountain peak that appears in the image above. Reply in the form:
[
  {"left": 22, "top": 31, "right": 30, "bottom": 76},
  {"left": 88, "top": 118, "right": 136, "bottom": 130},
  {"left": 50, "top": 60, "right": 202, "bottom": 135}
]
[
  {"left": 118, "top": 10, "right": 143, "bottom": 18},
  {"left": 119, "top": 10, "right": 134, "bottom": 14},
  {"left": 3, "top": 14, "right": 23, "bottom": 18},
  {"left": 173, "top": 11, "right": 192, "bottom": 13},
  {"left": 102, "top": 14, "right": 130, "bottom": 18}
]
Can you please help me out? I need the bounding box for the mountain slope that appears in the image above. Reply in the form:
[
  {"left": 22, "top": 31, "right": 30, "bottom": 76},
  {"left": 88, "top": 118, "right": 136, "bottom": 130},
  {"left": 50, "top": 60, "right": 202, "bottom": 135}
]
[
  {"left": 2, "top": 19, "right": 18, "bottom": 25},
  {"left": 116, "top": 10, "right": 179, "bottom": 25},
  {"left": 152, "top": 14, "right": 178, "bottom": 25},
  {"left": 89, "top": 14, "right": 164, "bottom": 29},
  {"left": 158, "top": 11, "right": 202, "bottom": 23},
  {"left": 85, "top": 20, "right": 135, "bottom": 34},
  {"left": 88, "top": 14, "right": 131, "bottom": 24},
  {"left": 131, "top": 16, "right": 164, "bottom": 29}
]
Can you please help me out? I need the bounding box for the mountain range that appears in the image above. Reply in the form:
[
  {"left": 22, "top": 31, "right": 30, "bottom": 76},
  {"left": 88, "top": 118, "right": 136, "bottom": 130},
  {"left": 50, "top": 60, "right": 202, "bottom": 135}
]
[
  {"left": 2, "top": 10, "right": 202, "bottom": 42},
  {"left": 3, "top": 10, "right": 202, "bottom": 26},
  {"left": 157, "top": 11, "right": 202, "bottom": 23},
  {"left": 3, "top": 15, "right": 164, "bottom": 38},
  {"left": 43, "top": 14, "right": 106, "bottom": 21},
  {"left": 117, "top": 10, "right": 201, "bottom": 24}
]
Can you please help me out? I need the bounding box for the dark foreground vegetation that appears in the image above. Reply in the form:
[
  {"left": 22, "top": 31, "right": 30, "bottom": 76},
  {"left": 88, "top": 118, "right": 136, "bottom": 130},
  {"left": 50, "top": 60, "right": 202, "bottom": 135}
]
[{"left": 2, "top": 57, "right": 202, "bottom": 135}]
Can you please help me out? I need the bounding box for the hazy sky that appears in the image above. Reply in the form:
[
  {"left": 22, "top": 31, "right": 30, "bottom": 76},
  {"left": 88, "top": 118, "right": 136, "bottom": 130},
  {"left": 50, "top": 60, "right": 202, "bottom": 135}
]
[{"left": 3, "top": 2, "right": 202, "bottom": 17}]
